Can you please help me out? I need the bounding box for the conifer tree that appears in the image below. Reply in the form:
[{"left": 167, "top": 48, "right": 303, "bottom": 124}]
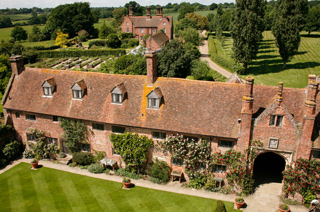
[
  {"left": 215, "top": 4, "right": 224, "bottom": 40},
  {"left": 272, "top": 0, "right": 309, "bottom": 69},
  {"left": 231, "top": 0, "right": 266, "bottom": 74}
]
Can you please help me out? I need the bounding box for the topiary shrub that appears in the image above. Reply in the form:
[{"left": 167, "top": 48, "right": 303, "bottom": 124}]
[
  {"left": 2, "top": 140, "right": 25, "bottom": 161},
  {"left": 212, "top": 200, "right": 227, "bottom": 212},
  {"left": 148, "top": 159, "right": 171, "bottom": 183},
  {"left": 87, "top": 163, "right": 104, "bottom": 173},
  {"left": 72, "top": 152, "right": 94, "bottom": 165}
]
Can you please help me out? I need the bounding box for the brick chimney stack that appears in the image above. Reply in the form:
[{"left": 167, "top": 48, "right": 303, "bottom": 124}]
[
  {"left": 145, "top": 51, "right": 157, "bottom": 86},
  {"left": 146, "top": 7, "right": 151, "bottom": 19},
  {"left": 237, "top": 77, "right": 254, "bottom": 152},
  {"left": 276, "top": 82, "right": 283, "bottom": 106},
  {"left": 129, "top": 7, "right": 133, "bottom": 16},
  {"left": 9, "top": 55, "right": 24, "bottom": 76},
  {"left": 296, "top": 74, "right": 319, "bottom": 160},
  {"left": 156, "top": 6, "right": 163, "bottom": 16}
]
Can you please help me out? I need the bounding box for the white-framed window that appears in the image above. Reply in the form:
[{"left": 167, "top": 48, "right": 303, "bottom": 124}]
[
  {"left": 163, "top": 22, "right": 166, "bottom": 26},
  {"left": 148, "top": 98, "right": 158, "bottom": 108},
  {"left": 212, "top": 164, "right": 227, "bottom": 173},
  {"left": 112, "top": 93, "right": 122, "bottom": 104},
  {"left": 141, "top": 36, "right": 143, "bottom": 41},
  {"left": 218, "top": 140, "right": 234, "bottom": 148},
  {"left": 126, "top": 22, "right": 129, "bottom": 26},
  {"left": 153, "top": 132, "right": 166, "bottom": 140},
  {"left": 42, "top": 79, "right": 55, "bottom": 97},
  {"left": 47, "top": 137, "right": 58, "bottom": 145},
  {"left": 269, "top": 115, "right": 283, "bottom": 126},
  {"left": 268, "top": 138, "right": 279, "bottom": 149},
  {"left": 73, "top": 90, "right": 82, "bottom": 99},
  {"left": 43, "top": 87, "right": 53, "bottom": 96},
  {"left": 126, "top": 28, "right": 129, "bottom": 33},
  {"left": 147, "top": 89, "right": 162, "bottom": 109},
  {"left": 92, "top": 123, "right": 104, "bottom": 131},
  {"left": 112, "top": 126, "right": 125, "bottom": 134},
  {"left": 27, "top": 134, "right": 36, "bottom": 141},
  {"left": 26, "top": 114, "right": 36, "bottom": 121},
  {"left": 162, "top": 28, "right": 166, "bottom": 33},
  {"left": 140, "top": 28, "right": 144, "bottom": 33},
  {"left": 153, "top": 28, "right": 156, "bottom": 33},
  {"left": 172, "top": 157, "right": 184, "bottom": 166}
]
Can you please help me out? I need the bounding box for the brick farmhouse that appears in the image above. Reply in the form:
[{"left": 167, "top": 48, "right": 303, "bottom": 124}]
[
  {"left": 2, "top": 54, "right": 320, "bottom": 183},
  {"left": 121, "top": 6, "right": 173, "bottom": 44}
]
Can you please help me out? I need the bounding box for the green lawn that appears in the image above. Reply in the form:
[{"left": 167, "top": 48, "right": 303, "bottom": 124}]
[
  {"left": 0, "top": 25, "right": 45, "bottom": 42},
  {"left": 6, "top": 14, "right": 32, "bottom": 21},
  {"left": 0, "top": 163, "right": 239, "bottom": 212},
  {"left": 209, "top": 31, "right": 320, "bottom": 88}
]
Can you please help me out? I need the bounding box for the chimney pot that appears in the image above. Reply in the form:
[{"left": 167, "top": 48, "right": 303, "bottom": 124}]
[
  {"left": 129, "top": 7, "right": 133, "bottom": 16},
  {"left": 146, "top": 6, "right": 151, "bottom": 19},
  {"left": 9, "top": 55, "right": 24, "bottom": 76}
]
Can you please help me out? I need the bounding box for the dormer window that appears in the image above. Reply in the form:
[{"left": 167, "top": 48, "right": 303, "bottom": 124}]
[
  {"left": 111, "top": 83, "right": 127, "bottom": 104},
  {"left": 71, "top": 80, "right": 86, "bottom": 100},
  {"left": 147, "top": 88, "right": 163, "bottom": 109},
  {"left": 42, "top": 77, "right": 56, "bottom": 97}
]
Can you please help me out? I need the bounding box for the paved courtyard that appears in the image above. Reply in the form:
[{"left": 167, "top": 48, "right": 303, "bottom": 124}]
[{"left": 0, "top": 159, "right": 308, "bottom": 212}]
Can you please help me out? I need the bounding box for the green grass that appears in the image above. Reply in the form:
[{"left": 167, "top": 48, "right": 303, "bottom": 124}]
[
  {"left": 0, "top": 163, "right": 240, "bottom": 212},
  {"left": 5, "top": 14, "right": 32, "bottom": 21},
  {"left": 0, "top": 25, "right": 45, "bottom": 42},
  {"left": 208, "top": 31, "right": 320, "bottom": 88}
]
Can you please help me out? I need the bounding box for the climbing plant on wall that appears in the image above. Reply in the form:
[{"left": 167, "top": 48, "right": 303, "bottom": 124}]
[
  {"left": 110, "top": 132, "right": 153, "bottom": 173},
  {"left": 282, "top": 158, "right": 320, "bottom": 204},
  {"left": 59, "top": 118, "right": 89, "bottom": 153}
]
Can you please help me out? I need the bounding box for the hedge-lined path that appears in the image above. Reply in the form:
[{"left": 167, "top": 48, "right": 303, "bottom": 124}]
[
  {"left": 0, "top": 159, "right": 307, "bottom": 212},
  {"left": 198, "top": 31, "right": 232, "bottom": 78}
]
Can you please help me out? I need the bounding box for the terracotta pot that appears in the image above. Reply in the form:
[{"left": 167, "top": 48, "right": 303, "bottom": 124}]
[
  {"left": 235, "top": 198, "right": 245, "bottom": 209},
  {"left": 279, "top": 205, "right": 290, "bottom": 212},
  {"left": 122, "top": 181, "right": 131, "bottom": 188},
  {"left": 31, "top": 161, "right": 38, "bottom": 169}
]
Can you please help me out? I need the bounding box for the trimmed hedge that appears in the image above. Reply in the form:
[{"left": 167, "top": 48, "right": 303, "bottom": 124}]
[
  {"left": 37, "top": 49, "right": 126, "bottom": 58},
  {"left": 25, "top": 45, "right": 60, "bottom": 51}
]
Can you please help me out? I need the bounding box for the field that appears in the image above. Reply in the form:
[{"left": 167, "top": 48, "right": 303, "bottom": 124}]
[
  {"left": 0, "top": 163, "right": 239, "bottom": 212},
  {"left": 209, "top": 31, "right": 320, "bottom": 88}
]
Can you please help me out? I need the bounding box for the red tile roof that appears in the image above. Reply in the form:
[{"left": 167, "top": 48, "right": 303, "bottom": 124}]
[
  {"left": 129, "top": 16, "right": 171, "bottom": 28},
  {"left": 3, "top": 68, "right": 308, "bottom": 139}
]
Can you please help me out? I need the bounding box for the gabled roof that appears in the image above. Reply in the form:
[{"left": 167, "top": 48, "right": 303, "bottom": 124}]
[
  {"left": 3, "top": 68, "right": 309, "bottom": 139},
  {"left": 226, "top": 73, "right": 245, "bottom": 84},
  {"left": 128, "top": 16, "right": 171, "bottom": 28},
  {"left": 71, "top": 79, "right": 86, "bottom": 90},
  {"left": 150, "top": 32, "right": 169, "bottom": 47},
  {"left": 42, "top": 77, "right": 56, "bottom": 87},
  {"left": 111, "top": 83, "right": 127, "bottom": 94}
]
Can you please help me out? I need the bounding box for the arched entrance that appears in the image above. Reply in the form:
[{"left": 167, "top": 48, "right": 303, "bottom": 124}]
[{"left": 253, "top": 152, "right": 286, "bottom": 187}]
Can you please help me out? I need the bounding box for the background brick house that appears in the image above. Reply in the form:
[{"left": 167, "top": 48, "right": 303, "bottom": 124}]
[
  {"left": 121, "top": 6, "right": 173, "bottom": 44},
  {"left": 2, "top": 54, "right": 320, "bottom": 183}
]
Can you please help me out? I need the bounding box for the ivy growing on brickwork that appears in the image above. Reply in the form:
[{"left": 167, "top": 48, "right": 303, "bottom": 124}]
[
  {"left": 282, "top": 158, "right": 320, "bottom": 204},
  {"left": 110, "top": 132, "right": 153, "bottom": 173},
  {"left": 163, "top": 135, "right": 262, "bottom": 195},
  {"left": 59, "top": 118, "right": 89, "bottom": 153}
]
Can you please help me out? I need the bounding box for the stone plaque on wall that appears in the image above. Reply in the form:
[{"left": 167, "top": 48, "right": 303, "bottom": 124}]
[{"left": 268, "top": 138, "right": 279, "bottom": 149}]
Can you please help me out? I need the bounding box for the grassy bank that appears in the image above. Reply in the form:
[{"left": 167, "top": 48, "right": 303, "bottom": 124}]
[{"left": 0, "top": 163, "right": 240, "bottom": 212}]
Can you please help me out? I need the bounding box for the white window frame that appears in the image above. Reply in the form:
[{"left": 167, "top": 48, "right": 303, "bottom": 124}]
[
  {"left": 162, "top": 28, "right": 166, "bottom": 33},
  {"left": 73, "top": 89, "right": 82, "bottom": 99},
  {"left": 126, "top": 22, "right": 129, "bottom": 26},
  {"left": 152, "top": 132, "right": 166, "bottom": 140},
  {"left": 269, "top": 115, "right": 283, "bottom": 127},
  {"left": 126, "top": 28, "right": 129, "bottom": 33},
  {"left": 112, "top": 93, "right": 122, "bottom": 104},
  {"left": 153, "top": 28, "right": 156, "bottom": 33},
  {"left": 26, "top": 114, "right": 36, "bottom": 121},
  {"left": 163, "top": 22, "right": 166, "bottom": 26},
  {"left": 140, "top": 28, "right": 144, "bottom": 33}
]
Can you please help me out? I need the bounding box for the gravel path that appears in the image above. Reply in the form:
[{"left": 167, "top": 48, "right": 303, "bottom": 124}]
[{"left": 198, "top": 31, "right": 232, "bottom": 78}]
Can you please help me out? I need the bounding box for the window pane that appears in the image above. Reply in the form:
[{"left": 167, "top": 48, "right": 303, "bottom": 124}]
[
  {"left": 172, "top": 158, "right": 184, "bottom": 166},
  {"left": 218, "top": 140, "right": 234, "bottom": 148},
  {"left": 276, "top": 116, "right": 283, "bottom": 127},
  {"left": 93, "top": 123, "right": 104, "bottom": 131},
  {"left": 269, "top": 115, "right": 276, "bottom": 126},
  {"left": 153, "top": 132, "right": 166, "bottom": 139},
  {"left": 112, "top": 126, "right": 125, "bottom": 134},
  {"left": 313, "top": 150, "right": 320, "bottom": 159},
  {"left": 53, "top": 116, "right": 58, "bottom": 122},
  {"left": 16, "top": 112, "right": 20, "bottom": 118},
  {"left": 26, "top": 114, "right": 36, "bottom": 120},
  {"left": 212, "top": 164, "right": 227, "bottom": 173}
]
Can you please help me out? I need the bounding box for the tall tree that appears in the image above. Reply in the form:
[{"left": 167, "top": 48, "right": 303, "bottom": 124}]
[
  {"left": 272, "top": 0, "right": 309, "bottom": 68},
  {"left": 231, "top": 0, "right": 266, "bottom": 73},
  {"left": 10, "top": 26, "right": 27, "bottom": 42},
  {"left": 44, "top": 2, "right": 97, "bottom": 39},
  {"left": 124, "top": 1, "right": 144, "bottom": 16},
  {"left": 215, "top": 4, "right": 224, "bottom": 40},
  {"left": 305, "top": 6, "right": 320, "bottom": 35},
  {"left": 178, "top": 3, "right": 194, "bottom": 20}
]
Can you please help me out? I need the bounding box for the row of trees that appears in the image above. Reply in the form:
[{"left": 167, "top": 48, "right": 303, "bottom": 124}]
[{"left": 231, "top": 0, "right": 311, "bottom": 73}]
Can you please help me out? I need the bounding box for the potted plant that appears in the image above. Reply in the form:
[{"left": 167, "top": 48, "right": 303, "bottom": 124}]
[
  {"left": 31, "top": 158, "right": 38, "bottom": 169},
  {"left": 235, "top": 197, "right": 245, "bottom": 209},
  {"left": 122, "top": 177, "right": 131, "bottom": 188},
  {"left": 279, "top": 203, "right": 290, "bottom": 212}
]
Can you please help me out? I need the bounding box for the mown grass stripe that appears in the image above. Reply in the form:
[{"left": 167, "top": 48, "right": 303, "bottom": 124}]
[
  {"left": 0, "top": 178, "right": 12, "bottom": 212},
  {"left": 71, "top": 175, "right": 104, "bottom": 212},
  {"left": 32, "top": 170, "right": 58, "bottom": 212},
  {"left": 85, "top": 177, "right": 119, "bottom": 211},
  {"left": 43, "top": 169, "right": 73, "bottom": 211},
  {"left": 18, "top": 170, "right": 41, "bottom": 212},
  {"left": 7, "top": 174, "right": 26, "bottom": 212}
]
